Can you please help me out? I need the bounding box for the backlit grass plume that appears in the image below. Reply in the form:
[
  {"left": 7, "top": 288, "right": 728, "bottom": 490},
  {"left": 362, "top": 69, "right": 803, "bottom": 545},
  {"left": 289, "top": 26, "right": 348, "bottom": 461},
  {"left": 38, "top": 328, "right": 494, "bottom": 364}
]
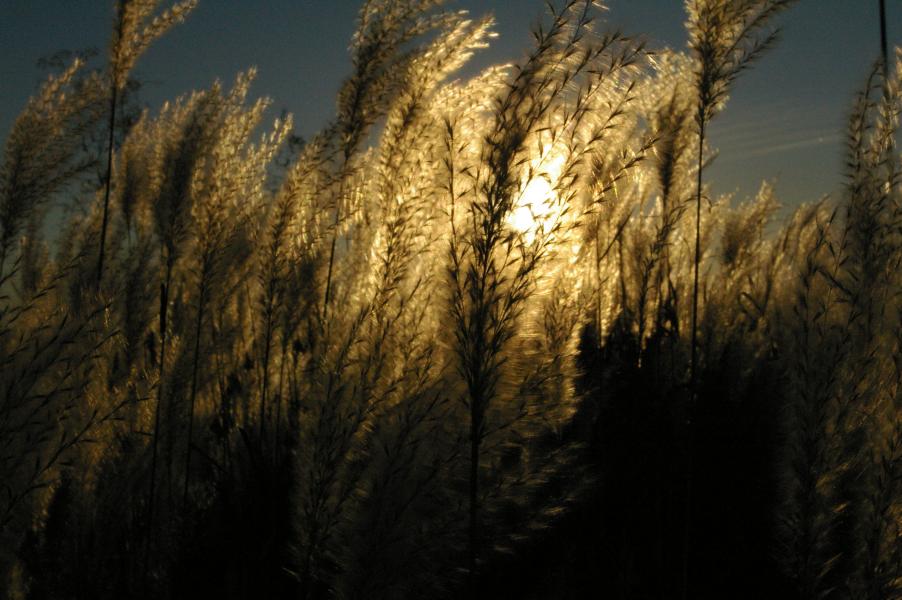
[
  {"left": 7, "top": 1, "right": 902, "bottom": 599},
  {"left": 97, "top": 0, "right": 198, "bottom": 285}
]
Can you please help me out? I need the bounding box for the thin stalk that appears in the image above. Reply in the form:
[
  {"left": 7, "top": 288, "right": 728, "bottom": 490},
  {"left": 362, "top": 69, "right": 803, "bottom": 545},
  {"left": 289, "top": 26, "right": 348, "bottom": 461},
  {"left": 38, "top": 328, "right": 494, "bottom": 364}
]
[
  {"left": 145, "top": 253, "right": 173, "bottom": 579},
  {"left": 595, "top": 219, "right": 602, "bottom": 340},
  {"left": 618, "top": 237, "right": 628, "bottom": 311},
  {"left": 322, "top": 176, "right": 346, "bottom": 322},
  {"left": 183, "top": 272, "right": 207, "bottom": 508},
  {"left": 259, "top": 234, "right": 284, "bottom": 451},
  {"left": 274, "top": 341, "right": 287, "bottom": 461},
  {"left": 683, "top": 112, "right": 706, "bottom": 600},
  {"left": 469, "top": 390, "right": 482, "bottom": 596},
  {"left": 464, "top": 208, "right": 498, "bottom": 598},
  {"left": 211, "top": 312, "right": 232, "bottom": 478},
  {"left": 690, "top": 116, "right": 705, "bottom": 394},
  {"left": 288, "top": 347, "right": 300, "bottom": 450},
  {"left": 449, "top": 154, "right": 457, "bottom": 239},
  {"left": 259, "top": 306, "right": 274, "bottom": 450},
  {"left": 96, "top": 84, "right": 118, "bottom": 287},
  {"left": 323, "top": 142, "right": 355, "bottom": 322}
]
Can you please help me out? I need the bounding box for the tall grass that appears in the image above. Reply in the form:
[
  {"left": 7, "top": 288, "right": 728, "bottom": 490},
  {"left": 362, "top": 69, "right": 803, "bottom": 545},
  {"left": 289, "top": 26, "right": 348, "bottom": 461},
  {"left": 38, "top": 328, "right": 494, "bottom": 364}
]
[
  {"left": 2, "top": 1, "right": 901, "bottom": 598},
  {"left": 96, "top": 0, "right": 198, "bottom": 287}
]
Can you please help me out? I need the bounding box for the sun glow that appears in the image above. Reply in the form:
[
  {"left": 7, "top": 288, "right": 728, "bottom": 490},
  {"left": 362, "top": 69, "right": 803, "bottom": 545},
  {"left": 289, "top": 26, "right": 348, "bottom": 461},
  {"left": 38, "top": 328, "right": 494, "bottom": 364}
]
[{"left": 508, "top": 150, "right": 567, "bottom": 241}]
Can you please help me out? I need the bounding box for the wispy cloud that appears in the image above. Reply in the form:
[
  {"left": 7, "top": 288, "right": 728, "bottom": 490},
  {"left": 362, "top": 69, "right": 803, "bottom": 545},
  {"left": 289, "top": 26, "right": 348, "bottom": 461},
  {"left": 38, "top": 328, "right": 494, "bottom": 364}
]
[
  {"left": 719, "top": 132, "right": 843, "bottom": 161},
  {"left": 707, "top": 96, "right": 843, "bottom": 161},
  {"left": 747, "top": 133, "right": 842, "bottom": 158}
]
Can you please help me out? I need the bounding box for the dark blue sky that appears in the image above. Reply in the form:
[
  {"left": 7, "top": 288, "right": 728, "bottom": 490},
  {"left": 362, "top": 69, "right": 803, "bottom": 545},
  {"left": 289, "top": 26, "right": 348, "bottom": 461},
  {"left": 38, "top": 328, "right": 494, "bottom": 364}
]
[{"left": 1, "top": 1, "right": 899, "bottom": 209}]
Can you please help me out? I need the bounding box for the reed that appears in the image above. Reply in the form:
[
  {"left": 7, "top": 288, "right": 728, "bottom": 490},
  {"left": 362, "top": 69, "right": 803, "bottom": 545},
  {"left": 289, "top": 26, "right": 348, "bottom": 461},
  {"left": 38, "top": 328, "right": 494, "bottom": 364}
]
[
  {"left": 96, "top": 0, "right": 197, "bottom": 287},
  {"left": 4, "top": 1, "right": 902, "bottom": 598}
]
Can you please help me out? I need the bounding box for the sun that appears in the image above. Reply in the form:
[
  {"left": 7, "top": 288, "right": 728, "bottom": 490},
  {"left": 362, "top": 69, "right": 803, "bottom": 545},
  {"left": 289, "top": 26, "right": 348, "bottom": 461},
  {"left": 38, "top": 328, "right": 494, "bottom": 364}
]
[{"left": 508, "top": 150, "right": 567, "bottom": 242}]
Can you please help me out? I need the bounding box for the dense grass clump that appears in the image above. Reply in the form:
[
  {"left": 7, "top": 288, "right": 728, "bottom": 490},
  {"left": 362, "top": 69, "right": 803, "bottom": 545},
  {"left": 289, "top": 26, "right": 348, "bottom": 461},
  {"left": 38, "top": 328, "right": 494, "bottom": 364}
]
[{"left": 1, "top": 1, "right": 901, "bottom": 599}]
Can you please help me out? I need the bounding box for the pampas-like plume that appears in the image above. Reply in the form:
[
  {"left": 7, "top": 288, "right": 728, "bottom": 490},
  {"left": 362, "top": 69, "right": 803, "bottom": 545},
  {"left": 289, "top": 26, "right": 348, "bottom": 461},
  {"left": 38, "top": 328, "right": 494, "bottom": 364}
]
[
  {"left": 447, "top": 0, "right": 644, "bottom": 587},
  {"left": 685, "top": 0, "right": 796, "bottom": 387},
  {"left": 144, "top": 81, "right": 229, "bottom": 567},
  {"left": 321, "top": 0, "right": 468, "bottom": 320},
  {"left": 186, "top": 73, "right": 290, "bottom": 503},
  {"left": 0, "top": 254, "right": 122, "bottom": 579},
  {"left": 97, "top": 0, "right": 198, "bottom": 286},
  {"left": 683, "top": 3, "right": 795, "bottom": 596},
  {"left": 291, "top": 9, "right": 499, "bottom": 598},
  {"left": 7, "top": 2, "right": 902, "bottom": 597},
  {"left": 0, "top": 61, "right": 104, "bottom": 283}
]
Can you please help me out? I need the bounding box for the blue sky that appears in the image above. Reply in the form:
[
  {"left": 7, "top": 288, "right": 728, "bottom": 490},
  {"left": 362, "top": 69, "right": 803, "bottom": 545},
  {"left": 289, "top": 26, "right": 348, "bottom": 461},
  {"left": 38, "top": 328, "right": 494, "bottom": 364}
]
[{"left": 1, "top": 1, "right": 899, "bottom": 210}]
